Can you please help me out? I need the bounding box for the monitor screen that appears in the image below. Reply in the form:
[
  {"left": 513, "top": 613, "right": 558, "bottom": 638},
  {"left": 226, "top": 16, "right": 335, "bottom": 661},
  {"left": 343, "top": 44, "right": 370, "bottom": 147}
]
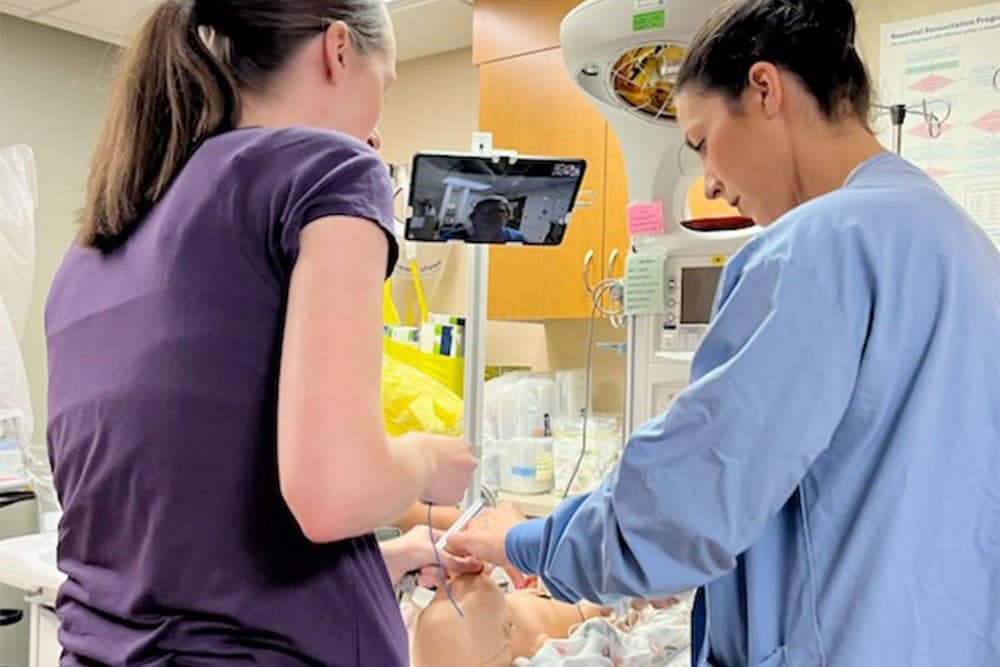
[
  {"left": 681, "top": 266, "right": 723, "bottom": 324},
  {"left": 405, "top": 153, "right": 587, "bottom": 245}
]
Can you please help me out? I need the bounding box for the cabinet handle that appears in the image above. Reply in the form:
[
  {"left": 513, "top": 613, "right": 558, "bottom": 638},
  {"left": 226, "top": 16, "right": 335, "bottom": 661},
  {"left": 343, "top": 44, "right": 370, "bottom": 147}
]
[
  {"left": 607, "top": 247, "right": 621, "bottom": 279},
  {"left": 575, "top": 190, "right": 597, "bottom": 209},
  {"left": 583, "top": 249, "right": 596, "bottom": 296}
]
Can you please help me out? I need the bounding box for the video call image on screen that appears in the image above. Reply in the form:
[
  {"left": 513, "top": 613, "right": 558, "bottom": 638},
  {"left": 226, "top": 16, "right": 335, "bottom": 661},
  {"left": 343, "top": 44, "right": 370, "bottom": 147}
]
[{"left": 405, "top": 154, "right": 587, "bottom": 246}]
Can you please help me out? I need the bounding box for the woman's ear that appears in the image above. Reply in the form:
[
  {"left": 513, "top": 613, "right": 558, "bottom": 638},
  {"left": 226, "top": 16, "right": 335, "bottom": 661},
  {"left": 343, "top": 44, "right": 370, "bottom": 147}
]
[
  {"left": 321, "top": 20, "right": 353, "bottom": 86},
  {"left": 746, "top": 61, "right": 784, "bottom": 118}
]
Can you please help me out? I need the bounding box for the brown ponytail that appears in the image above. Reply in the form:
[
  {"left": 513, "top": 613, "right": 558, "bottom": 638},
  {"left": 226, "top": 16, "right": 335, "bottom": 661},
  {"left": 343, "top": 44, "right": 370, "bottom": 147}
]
[
  {"left": 81, "top": 0, "right": 238, "bottom": 250},
  {"left": 79, "top": 0, "right": 391, "bottom": 251}
]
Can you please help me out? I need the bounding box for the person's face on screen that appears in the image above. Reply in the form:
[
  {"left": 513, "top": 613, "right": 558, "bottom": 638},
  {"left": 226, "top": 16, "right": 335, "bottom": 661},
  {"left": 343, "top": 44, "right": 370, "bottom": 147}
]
[{"left": 470, "top": 200, "right": 512, "bottom": 240}]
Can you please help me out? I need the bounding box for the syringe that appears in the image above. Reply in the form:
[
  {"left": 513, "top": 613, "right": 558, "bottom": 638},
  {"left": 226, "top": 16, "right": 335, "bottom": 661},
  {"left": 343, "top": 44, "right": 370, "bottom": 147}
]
[{"left": 434, "top": 497, "right": 487, "bottom": 552}]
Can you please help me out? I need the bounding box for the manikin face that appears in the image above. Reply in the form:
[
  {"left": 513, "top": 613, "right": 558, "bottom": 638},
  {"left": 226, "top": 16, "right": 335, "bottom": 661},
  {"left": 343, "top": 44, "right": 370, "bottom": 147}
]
[
  {"left": 410, "top": 574, "right": 607, "bottom": 667},
  {"left": 412, "top": 574, "right": 511, "bottom": 667}
]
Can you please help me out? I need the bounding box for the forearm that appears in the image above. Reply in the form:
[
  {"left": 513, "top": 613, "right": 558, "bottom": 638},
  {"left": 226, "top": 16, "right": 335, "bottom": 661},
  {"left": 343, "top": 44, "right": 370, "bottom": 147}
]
[
  {"left": 507, "top": 259, "right": 865, "bottom": 605},
  {"left": 393, "top": 501, "right": 463, "bottom": 532},
  {"left": 335, "top": 435, "right": 434, "bottom": 533},
  {"left": 282, "top": 433, "right": 429, "bottom": 542},
  {"left": 372, "top": 435, "right": 433, "bottom": 522},
  {"left": 504, "top": 484, "right": 690, "bottom": 605},
  {"left": 379, "top": 537, "right": 415, "bottom": 586}
]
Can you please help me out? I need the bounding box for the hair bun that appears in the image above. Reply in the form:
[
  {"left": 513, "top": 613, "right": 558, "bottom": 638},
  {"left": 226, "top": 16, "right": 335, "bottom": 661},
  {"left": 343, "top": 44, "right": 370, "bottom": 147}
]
[
  {"left": 804, "top": 0, "right": 857, "bottom": 45},
  {"left": 677, "top": 0, "right": 873, "bottom": 122}
]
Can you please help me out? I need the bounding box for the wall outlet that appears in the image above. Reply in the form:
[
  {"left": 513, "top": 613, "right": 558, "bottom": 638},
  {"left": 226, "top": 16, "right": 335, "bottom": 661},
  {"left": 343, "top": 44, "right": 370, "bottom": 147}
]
[{"left": 471, "top": 132, "right": 493, "bottom": 155}]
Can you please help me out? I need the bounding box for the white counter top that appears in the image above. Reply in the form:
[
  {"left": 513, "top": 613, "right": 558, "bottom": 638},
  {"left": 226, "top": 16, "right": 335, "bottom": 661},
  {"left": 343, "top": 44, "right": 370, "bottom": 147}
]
[
  {"left": 497, "top": 490, "right": 565, "bottom": 517},
  {"left": 0, "top": 532, "right": 65, "bottom": 604}
]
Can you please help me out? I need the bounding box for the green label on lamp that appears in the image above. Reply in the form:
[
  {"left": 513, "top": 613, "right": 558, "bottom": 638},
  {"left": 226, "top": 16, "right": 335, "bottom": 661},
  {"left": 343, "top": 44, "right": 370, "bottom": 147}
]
[{"left": 633, "top": 10, "right": 666, "bottom": 31}]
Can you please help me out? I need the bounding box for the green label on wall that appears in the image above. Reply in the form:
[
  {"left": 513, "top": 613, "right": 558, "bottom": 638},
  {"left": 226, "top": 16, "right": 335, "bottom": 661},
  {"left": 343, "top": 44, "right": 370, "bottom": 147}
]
[{"left": 633, "top": 10, "right": 666, "bottom": 32}]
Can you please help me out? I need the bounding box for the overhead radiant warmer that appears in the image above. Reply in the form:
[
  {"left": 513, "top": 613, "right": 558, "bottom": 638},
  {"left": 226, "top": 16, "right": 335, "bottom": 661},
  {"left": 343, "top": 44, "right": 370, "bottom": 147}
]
[{"left": 561, "top": 0, "right": 759, "bottom": 432}]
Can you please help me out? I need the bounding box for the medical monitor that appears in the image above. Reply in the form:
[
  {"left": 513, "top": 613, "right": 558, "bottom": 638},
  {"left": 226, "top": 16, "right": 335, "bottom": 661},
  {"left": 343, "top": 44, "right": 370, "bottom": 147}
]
[
  {"left": 662, "top": 256, "right": 727, "bottom": 350},
  {"left": 405, "top": 153, "right": 587, "bottom": 246},
  {"left": 680, "top": 266, "right": 723, "bottom": 325}
]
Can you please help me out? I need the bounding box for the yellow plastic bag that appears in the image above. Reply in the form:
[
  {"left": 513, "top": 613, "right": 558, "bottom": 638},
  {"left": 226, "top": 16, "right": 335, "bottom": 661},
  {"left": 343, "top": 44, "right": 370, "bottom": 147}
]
[
  {"left": 382, "top": 274, "right": 464, "bottom": 435},
  {"left": 384, "top": 337, "right": 464, "bottom": 396},
  {"left": 382, "top": 351, "right": 463, "bottom": 437}
]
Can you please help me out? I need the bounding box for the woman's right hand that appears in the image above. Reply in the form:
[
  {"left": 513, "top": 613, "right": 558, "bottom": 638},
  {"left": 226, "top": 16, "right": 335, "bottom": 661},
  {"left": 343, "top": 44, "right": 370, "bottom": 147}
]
[
  {"left": 445, "top": 503, "right": 528, "bottom": 587},
  {"left": 399, "top": 433, "right": 478, "bottom": 506}
]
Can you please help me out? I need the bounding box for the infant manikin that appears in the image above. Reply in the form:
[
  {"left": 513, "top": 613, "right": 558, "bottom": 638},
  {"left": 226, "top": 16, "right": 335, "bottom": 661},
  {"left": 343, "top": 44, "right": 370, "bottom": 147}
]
[{"left": 410, "top": 573, "right": 608, "bottom": 667}]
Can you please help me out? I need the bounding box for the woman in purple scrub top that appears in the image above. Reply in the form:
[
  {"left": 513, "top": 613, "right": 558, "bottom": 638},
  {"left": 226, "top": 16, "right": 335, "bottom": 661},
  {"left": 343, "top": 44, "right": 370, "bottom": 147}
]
[{"left": 44, "top": 1, "right": 477, "bottom": 665}]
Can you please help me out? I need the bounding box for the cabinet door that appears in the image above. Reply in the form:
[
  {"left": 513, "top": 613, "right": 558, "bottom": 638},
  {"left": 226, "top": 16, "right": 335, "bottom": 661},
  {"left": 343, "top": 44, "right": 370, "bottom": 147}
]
[
  {"left": 603, "top": 128, "right": 630, "bottom": 281},
  {"left": 479, "top": 48, "right": 607, "bottom": 320},
  {"left": 30, "top": 605, "right": 60, "bottom": 667},
  {"left": 473, "top": 0, "right": 582, "bottom": 65}
]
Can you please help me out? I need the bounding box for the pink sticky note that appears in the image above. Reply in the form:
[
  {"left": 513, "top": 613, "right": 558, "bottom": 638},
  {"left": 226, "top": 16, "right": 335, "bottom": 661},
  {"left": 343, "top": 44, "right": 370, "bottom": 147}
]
[{"left": 627, "top": 201, "right": 665, "bottom": 235}]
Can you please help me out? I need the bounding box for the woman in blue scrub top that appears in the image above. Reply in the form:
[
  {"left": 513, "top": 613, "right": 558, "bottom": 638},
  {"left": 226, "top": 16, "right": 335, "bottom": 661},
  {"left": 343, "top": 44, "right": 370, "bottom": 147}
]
[{"left": 449, "top": 1, "right": 1000, "bottom": 665}]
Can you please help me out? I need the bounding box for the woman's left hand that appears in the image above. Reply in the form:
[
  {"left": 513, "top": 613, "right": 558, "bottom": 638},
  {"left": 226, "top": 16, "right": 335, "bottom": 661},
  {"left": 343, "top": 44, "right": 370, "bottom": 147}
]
[{"left": 381, "top": 525, "right": 483, "bottom": 587}]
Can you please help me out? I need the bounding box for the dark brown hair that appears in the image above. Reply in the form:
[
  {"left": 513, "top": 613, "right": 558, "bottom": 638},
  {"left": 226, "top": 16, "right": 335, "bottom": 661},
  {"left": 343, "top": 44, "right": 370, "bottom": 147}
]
[
  {"left": 676, "top": 0, "right": 872, "bottom": 122},
  {"left": 80, "top": 0, "right": 390, "bottom": 250}
]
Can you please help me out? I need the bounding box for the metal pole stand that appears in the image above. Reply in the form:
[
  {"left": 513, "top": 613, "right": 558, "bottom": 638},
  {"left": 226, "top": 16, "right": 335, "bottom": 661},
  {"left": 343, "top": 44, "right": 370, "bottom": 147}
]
[
  {"left": 461, "top": 132, "right": 518, "bottom": 510},
  {"left": 890, "top": 104, "right": 907, "bottom": 156},
  {"left": 462, "top": 243, "right": 488, "bottom": 510}
]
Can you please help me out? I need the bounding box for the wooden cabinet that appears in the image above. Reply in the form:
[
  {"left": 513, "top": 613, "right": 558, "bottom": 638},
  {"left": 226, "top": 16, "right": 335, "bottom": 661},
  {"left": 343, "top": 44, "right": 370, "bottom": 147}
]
[
  {"left": 480, "top": 49, "right": 607, "bottom": 320},
  {"left": 475, "top": 0, "right": 630, "bottom": 320},
  {"left": 473, "top": 0, "right": 582, "bottom": 65},
  {"left": 603, "top": 130, "right": 630, "bottom": 283}
]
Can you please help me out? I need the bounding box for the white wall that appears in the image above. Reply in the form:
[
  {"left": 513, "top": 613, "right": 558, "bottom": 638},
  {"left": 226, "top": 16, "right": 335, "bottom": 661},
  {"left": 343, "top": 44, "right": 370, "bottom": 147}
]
[
  {"left": 380, "top": 48, "right": 479, "bottom": 322},
  {"left": 0, "top": 15, "right": 115, "bottom": 445},
  {"left": 0, "top": 15, "right": 112, "bottom": 666}
]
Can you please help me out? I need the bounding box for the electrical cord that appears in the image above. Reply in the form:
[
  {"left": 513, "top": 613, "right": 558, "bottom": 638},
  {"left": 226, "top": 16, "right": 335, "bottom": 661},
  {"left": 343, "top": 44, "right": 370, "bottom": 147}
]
[
  {"left": 562, "top": 279, "right": 625, "bottom": 499},
  {"left": 427, "top": 504, "right": 464, "bottom": 618},
  {"left": 0, "top": 608, "right": 22, "bottom": 627},
  {"left": 0, "top": 491, "right": 34, "bottom": 511}
]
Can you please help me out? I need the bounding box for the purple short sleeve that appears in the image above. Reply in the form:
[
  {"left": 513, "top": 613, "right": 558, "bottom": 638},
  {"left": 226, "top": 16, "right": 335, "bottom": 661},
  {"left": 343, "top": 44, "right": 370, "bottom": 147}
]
[{"left": 243, "top": 127, "right": 399, "bottom": 278}]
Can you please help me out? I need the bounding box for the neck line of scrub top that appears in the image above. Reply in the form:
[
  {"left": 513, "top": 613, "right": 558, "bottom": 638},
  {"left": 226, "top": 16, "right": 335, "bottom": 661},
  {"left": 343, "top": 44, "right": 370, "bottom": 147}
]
[{"left": 843, "top": 151, "right": 895, "bottom": 188}]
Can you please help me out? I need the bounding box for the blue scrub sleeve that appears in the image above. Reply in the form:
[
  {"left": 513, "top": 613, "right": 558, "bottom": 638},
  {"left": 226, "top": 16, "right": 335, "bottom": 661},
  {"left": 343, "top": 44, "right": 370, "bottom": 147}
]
[{"left": 504, "top": 256, "right": 868, "bottom": 605}]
